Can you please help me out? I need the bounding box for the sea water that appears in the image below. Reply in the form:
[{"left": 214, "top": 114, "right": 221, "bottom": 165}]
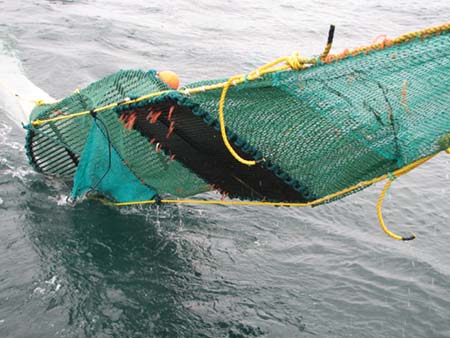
[{"left": 0, "top": 1, "right": 449, "bottom": 337}]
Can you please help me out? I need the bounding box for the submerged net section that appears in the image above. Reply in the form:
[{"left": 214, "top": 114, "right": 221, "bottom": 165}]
[{"left": 24, "top": 25, "right": 450, "bottom": 205}]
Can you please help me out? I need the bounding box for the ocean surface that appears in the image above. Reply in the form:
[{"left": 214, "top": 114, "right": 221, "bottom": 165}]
[{"left": 1, "top": 1, "right": 450, "bottom": 337}]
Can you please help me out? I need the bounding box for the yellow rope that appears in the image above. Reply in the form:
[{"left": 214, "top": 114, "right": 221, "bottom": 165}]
[
  {"left": 213, "top": 25, "right": 335, "bottom": 165},
  {"left": 0, "top": 80, "right": 55, "bottom": 107},
  {"left": 325, "top": 22, "right": 450, "bottom": 62},
  {"left": 30, "top": 22, "right": 449, "bottom": 129},
  {"left": 112, "top": 152, "right": 440, "bottom": 241},
  {"left": 114, "top": 153, "right": 436, "bottom": 206},
  {"left": 376, "top": 178, "right": 416, "bottom": 241},
  {"left": 27, "top": 23, "right": 450, "bottom": 239},
  {"left": 321, "top": 43, "right": 333, "bottom": 60},
  {"left": 114, "top": 199, "right": 304, "bottom": 207},
  {"left": 218, "top": 76, "right": 257, "bottom": 166},
  {"left": 214, "top": 51, "right": 319, "bottom": 165},
  {"left": 31, "top": 90, "right": 173, "bottom": 126}
]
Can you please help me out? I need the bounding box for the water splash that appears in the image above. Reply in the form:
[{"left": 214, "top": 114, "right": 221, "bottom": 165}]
[{"left": 0, "top": 39, "right": 55, "bottom": 128}]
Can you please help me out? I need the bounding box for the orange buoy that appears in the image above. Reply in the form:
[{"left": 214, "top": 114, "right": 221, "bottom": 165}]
[{"left": 157, "top": 70, "right": 180, "bottom": 89}]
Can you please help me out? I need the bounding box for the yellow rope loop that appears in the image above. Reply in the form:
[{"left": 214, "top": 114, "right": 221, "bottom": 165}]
[
  {"left": 218, "top": 76, "right": 257, "bottom": 166},
  {"left": 216, "top": 50, "right": 316, "bottom": 165},
  {"left": 111, "top": 152, "right": 446, "bottom": 243},
  {"left": 376, "top": 177, "right": 416, "bottom": 241}
]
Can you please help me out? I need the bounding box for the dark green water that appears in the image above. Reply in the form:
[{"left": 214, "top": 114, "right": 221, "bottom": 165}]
[{"left": 1, "top": 1, "right": 450, "bottom": 337}]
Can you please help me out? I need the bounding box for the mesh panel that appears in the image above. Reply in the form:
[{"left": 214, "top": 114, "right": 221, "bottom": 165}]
[
  {"left": 26, "top": 70, "right": 209, "bottom": 202},
  {"left": 71, "top": 122, "right": 157, "bottom": 202},
  {"left": 25, "top": 30, "right": 450, "bottom": 203},
  {"left": 189, "top": 32, "right": 449, "bottom": 199}
]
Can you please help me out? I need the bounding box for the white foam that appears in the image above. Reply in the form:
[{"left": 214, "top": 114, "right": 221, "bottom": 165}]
[
  {"left": 3, "top": 167, "right": 35, "bottom": 180},
  {"left": 45, "top": 275, "right": 62, "bottom": 293},
  {"left": 47, "top": 194, "right": 70, "bottom": 206},
  {"left": 0, "top": 40, "right": 55, "bottom": 129},
  {"left": 45, "top": 275, "right": 58, "bottom": 285},
  {"left": 33, "top": 287, "right": 46, "bottom": 295}
]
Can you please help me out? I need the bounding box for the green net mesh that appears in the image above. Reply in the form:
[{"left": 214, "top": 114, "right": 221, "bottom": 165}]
[
  {"left": 26, "top": 70, "right": 210, "bottom": 202},
  {"left": 71, "top": 121, "right": 158, "bottom": 202},
  {"left": 25, "top": 29, "right": 450, "bottom": 204},
  {"left": 185, "top": 31, "right": 449, "bottom": 199}
]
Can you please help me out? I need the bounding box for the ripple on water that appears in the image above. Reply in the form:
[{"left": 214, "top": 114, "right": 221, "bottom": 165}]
[{"left": 1, "top": 1, "right": 450, "bottom": 337}]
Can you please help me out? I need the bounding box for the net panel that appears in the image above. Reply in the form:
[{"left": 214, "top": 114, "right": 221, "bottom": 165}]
[
  {"left": 24, "top": 29, "right": 450, "bottom": 203},
  {"left": 26, "top": 70, "right": 209, "bottom": 202},
  {"left": 187, "top": 31, "right": 449, "bottom": 199}
]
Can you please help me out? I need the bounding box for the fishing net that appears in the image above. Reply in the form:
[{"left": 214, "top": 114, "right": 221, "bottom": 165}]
[
  {"left": 25, "top": 70, "right": 210, "bottom": 202},
  {"left": 24, "top": 25, "right": 450, "bottom": 205}
]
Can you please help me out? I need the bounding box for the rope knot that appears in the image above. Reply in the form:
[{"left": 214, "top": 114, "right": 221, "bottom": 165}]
[{"left": 287, "top": 52, "right": 305, "bottom": 70}]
